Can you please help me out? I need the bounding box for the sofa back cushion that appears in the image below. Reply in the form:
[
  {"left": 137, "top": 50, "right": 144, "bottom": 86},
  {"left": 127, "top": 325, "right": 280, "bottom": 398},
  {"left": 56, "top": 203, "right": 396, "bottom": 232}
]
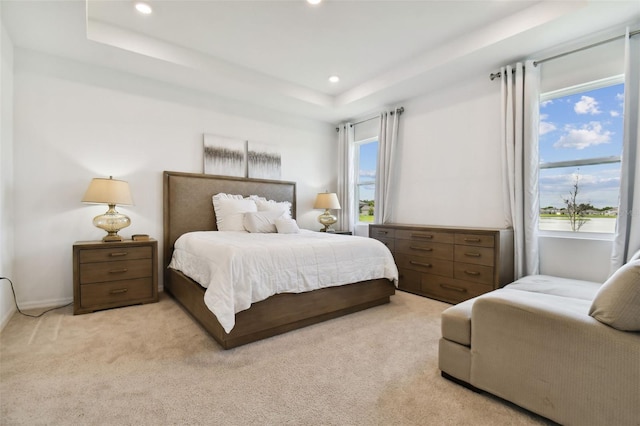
[{"left": 589, "top": 260, "right": 640, "bottom": 331}]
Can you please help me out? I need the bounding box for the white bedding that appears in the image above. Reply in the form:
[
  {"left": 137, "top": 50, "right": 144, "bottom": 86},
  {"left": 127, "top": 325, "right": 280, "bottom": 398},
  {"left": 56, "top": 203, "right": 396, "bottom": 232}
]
[{"left": 168, "top": 230, "right": 398, "bottom": 333}]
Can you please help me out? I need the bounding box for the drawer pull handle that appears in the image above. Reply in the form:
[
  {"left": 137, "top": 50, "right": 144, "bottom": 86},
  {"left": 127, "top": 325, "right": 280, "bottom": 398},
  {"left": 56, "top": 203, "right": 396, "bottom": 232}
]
[
  {"left": 110, "top": 288, "right": 129, "bottom": 295},
  {"left": 464, "top": 252, "right": 481, "bottom": 257},
  {"left": 378, "top": 230, "right": 388, "bottom": 235},
  {"left": 464, "top": 270, "right": 480, "bottom": 276},
  {"left": 410, "top": 261, "right": 432, "bottom": 268},
  {"left": 440, "top": 283, "right": 467, "bottom": 293},
  {"left": 410, "top": 246, "right": 433, "bottom": 252},
  {"left": 109, "top": 268, "right": 129, "bottom": 274},
  {"left": 464, "top": 238, "right": 481, "bottom": 242},
  {"left": 412, "top": 234, "right": 433, "bottom": 239},
  {"left": 109, "top": 252, "right": 128, "bottom": 257}
]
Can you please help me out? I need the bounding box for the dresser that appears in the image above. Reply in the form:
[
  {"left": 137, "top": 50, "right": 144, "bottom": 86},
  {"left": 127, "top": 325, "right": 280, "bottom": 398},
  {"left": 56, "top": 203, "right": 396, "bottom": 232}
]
[
  {"left": 370, "top": 224, "right": 514, "bottom": 304},
  {"left": 73, "top": 239, "right": 158, "bottom": 314}
]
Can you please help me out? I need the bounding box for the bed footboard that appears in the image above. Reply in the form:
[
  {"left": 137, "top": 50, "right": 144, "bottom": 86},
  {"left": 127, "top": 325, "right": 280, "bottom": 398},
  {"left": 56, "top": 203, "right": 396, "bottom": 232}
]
[{"left": 165, "top": 268, "right": 395, "bottom": 349}]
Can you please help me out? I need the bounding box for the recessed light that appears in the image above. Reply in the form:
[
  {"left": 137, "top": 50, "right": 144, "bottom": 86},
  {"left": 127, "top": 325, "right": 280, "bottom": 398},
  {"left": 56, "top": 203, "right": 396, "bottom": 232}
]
[
  {"left": 307, "top": 0, "right": 322, "bottom": 5},
  {"left": 135, "top": 2, "right": 153, "bottom": 15},
  {"left": 329, "top": 75, "right": 340, "bottom": 83}
]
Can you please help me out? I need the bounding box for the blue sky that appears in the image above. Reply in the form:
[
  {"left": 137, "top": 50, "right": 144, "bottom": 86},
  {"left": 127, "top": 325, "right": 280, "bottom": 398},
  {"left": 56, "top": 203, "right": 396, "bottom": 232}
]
[
  {"left": 539, "top": 83, "right": 624, "bottom": 208},
  {"left": 358, "top": 141, "right": 378, "bottom": 202}
]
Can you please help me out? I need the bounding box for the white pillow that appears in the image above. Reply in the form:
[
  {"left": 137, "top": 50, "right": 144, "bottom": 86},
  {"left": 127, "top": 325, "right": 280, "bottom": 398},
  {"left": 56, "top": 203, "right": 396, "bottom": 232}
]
[
  {"left": 256, "top": 199, "right": 292, "bottom": 218},
  {"left": 243, "top": 211, "right": 283, "bottom": 233},
  {"left": 212, "top": 195, "right": 257, "bottom": 231},
  {"left": 589, "top": 259, "right": 640, "bottom": 331},
  {"left": 213, "top": 193, "right": 244, "bottom": 200},
  {"left": 275, "top": 217, "right": 300, "bottom": 234}
]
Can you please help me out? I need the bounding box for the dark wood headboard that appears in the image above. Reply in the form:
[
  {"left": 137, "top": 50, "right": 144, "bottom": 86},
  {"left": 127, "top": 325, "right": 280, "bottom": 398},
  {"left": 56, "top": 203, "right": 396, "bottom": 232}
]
[{"left": 163, "top": 171, "right": 297, "bottom": 270}]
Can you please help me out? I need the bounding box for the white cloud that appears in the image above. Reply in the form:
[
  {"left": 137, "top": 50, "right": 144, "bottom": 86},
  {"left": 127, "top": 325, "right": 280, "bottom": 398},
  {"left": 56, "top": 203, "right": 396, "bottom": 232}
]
[
  {"left": 359, "top": 169, "right": 376, "bottom": 178},
  {"left": 616, "top": 93, "right": 624, "bottom": 101},
  {"left": 540, "top": 100, "right": 553, "bottom": 107},
  {"left": 540, "top": 121, "right": 557, "bottom": 135},
  {"left": 553, "top": 122, "right": 612, "bottom": 150},
  {"left": 610, "top": 110, "right": 620, "bottom": 117},
  {"left": 574, "top": 96, "right": 601, "bottom": 115}
]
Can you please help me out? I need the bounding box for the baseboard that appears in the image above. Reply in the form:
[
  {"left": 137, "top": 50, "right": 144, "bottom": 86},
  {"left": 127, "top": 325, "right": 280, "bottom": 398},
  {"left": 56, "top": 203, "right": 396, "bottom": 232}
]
[
  {"left": 0, "top": 305, "right": 17, "bottom": 332},
  {"left": 14, "top": 297, "right": 73, "bottom": 311}
]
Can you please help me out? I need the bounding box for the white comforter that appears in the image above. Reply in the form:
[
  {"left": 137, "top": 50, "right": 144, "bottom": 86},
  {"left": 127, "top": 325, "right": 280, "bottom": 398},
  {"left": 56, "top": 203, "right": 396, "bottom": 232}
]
[{"left": 168, "top": 230, "right": 398, "bottom": 333}]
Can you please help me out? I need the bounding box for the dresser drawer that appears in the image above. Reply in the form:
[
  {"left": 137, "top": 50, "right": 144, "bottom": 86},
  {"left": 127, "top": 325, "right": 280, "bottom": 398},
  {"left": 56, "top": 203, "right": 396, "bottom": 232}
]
[
  {"left": 421, "top": 275, "right": 493, "bottom": 304},
  {"left": 370, "top": 227, "right": 395, "bottom": 239},
  {"left": 455, "top": 233, "right": 495, "bottom": 248},
  {"left": 79, "top": 259, "right": 152, "bottom": 284},
  {"left": 395, "top": 239, "right": 453, "bottom": 260},
  {"left": 453, "top": 262, "right": 494, "bottom": 285},
  {"left": 80, "top": 278, "right": 154, "bottom": 309},
  {"left": 397, "top": 268, "right": 422, "bottom": 293},
  {"left": 396, "top": 229, "right": 454, "bottom": 244},
  {"left": 79, "top": 246, "right": 152, "bottom": 263},
  {"left": 454, "top": 245, "right": 495, "bottom": 266},
  {"left": 373, "top": 237, "right": 395, "bottom": 252},
  {"left": 395, "top": 254, "right": 453, "bottom": 277}
]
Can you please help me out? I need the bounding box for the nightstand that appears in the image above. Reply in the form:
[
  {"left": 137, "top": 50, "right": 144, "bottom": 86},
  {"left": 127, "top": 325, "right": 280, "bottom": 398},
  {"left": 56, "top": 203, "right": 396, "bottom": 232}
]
[{"left": 73, "top": 239, "right": 158, "bottom": 314}]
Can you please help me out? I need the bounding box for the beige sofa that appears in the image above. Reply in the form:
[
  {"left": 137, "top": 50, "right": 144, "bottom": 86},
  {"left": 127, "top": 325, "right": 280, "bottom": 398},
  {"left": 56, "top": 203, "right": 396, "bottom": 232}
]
[{"left": 439, "top": 261, "right": 640, "bottom": 426}]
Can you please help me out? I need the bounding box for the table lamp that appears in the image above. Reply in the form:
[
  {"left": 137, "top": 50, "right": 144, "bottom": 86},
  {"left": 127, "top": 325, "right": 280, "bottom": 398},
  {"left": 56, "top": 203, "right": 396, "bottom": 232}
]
[
  {"left": 313, "top": 192, "right": 341, "bottom": 232},
  {"left": 82, "top": 176, "right": 134, "bottom": 242}
]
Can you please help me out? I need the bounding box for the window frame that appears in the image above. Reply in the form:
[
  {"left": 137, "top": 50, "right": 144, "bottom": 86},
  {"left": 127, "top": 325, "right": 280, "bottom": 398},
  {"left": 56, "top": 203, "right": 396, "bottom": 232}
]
[{"left": 538, "top": 75, "right": 624, "bottom": 239}]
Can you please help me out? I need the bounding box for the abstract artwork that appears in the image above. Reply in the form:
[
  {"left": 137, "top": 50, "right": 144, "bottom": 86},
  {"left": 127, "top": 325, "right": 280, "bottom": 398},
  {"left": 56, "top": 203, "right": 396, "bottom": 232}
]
[
  {"left": 203, "top": 134, "right": 247, "bottom": 177},
  {"left": 248, "top": 142, "right": 281, "bottom": 180}
]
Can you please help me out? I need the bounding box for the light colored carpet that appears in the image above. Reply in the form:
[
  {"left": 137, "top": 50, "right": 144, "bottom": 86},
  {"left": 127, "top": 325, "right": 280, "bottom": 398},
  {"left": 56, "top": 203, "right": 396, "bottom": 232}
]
[{"left": 1, "top": 291, "right": 551, "bottom": 425}]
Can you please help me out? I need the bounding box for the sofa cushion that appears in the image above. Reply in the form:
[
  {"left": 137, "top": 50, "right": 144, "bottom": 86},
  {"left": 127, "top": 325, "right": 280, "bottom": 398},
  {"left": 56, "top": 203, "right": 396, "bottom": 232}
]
[
  {"left": 589, "top": 260, "right": 640, "bottom": 331},
  {"left": 505, "top": 275, "right": 601, "bottom": 300},
  {"left": 441, "top": 298, "right": 475, "bottom": 346}
]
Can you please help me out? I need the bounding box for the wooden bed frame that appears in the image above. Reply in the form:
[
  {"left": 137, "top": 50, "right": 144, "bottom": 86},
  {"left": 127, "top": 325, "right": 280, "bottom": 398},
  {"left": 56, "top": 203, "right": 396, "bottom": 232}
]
[{"left": 163, "top": 171, "right": 395, "bottom": 349}]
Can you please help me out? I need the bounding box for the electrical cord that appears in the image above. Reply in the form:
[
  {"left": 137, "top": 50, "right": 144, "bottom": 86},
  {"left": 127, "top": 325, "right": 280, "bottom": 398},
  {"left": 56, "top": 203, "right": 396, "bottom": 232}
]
[{"left": 1, "top": 277, "right": 72, "bottom": 318}]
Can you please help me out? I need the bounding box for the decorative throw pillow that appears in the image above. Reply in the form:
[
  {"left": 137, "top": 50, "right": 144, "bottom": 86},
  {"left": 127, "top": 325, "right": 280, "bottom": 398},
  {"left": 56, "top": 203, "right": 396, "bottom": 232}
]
[
  {"left": 212, "top": 194, "right": 257, "bottom": 231},
  {"left": 243, "top": 211, "right": 283, "bottom": 233},
  {"left": 275, "top": 217, "right": 300, "bottom": 234},
  {"left": 256, "top": 199, "right": 292, "bottom": 218},
  {"left": 589, "top": 259, "right": 640, "bottom": 331}
]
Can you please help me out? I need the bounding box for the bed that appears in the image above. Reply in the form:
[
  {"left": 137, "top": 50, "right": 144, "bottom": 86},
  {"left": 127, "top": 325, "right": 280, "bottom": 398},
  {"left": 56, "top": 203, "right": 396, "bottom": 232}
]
[{"left": 163, "top": 171, "right": 397, "bottom": 349}]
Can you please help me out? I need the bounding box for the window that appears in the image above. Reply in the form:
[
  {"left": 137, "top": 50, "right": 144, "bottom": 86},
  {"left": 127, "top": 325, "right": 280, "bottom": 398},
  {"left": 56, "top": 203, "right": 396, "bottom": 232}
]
[
  {"left": 355, "top": 137, "right": 378, "bottom": 223},
  {"left": 538, "top": 76, "right": 624, "bottom": 234}
]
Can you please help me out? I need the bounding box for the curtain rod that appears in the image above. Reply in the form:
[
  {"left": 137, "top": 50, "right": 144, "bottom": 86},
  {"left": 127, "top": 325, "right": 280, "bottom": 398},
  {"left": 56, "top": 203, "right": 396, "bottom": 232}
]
[
  {"left": 490, "top": 29, "right": 640, "bottom": 80},
  {"left": 335, "top": 107, "right": 405, "bottom": 132}
]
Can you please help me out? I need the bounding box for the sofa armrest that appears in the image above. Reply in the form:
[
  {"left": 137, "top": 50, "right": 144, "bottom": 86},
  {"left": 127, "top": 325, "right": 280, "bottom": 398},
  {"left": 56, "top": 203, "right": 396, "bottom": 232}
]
[{"left": 470, "top": 290, "right": 640, "bottom": 426}]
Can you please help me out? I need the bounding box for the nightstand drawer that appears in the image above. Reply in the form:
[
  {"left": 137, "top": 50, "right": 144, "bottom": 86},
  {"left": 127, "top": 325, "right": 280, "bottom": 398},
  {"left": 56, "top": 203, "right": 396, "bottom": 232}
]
[
  {"left": 80, "top": 278, "right": 154, "bottom": 309},
  {"left": 79, "top": 246, "right": 152, "bottom": 263},
  {"left": 79, "top": 259, "right": 152, "bottom": 284}
]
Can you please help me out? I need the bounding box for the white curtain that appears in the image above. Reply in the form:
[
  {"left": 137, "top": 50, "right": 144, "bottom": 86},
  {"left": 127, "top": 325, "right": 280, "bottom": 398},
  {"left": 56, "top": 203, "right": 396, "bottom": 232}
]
[
  {"left": 500, "top": 60, "right": 540, "bottom": 279},
  {"left": 374, "top": 110, "right": 400, "bottom": 224},
  {"left": 337, "top": 123, "right": 355, "bottom": 232},
  {"left": 611, "top": 29, "right": 640, "bottom": 272}
]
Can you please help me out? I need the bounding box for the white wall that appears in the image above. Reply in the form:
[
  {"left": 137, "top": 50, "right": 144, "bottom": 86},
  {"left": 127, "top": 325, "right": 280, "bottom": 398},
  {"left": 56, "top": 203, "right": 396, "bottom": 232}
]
[
  {"left": 388, "top": 73, "right": 615, "bottom": 283},
  {"left": 0, "top": 11, "right": 16, "bottom": 329},
  {"left": 11, "top": 49, "right": 335, "bottom": 309}
]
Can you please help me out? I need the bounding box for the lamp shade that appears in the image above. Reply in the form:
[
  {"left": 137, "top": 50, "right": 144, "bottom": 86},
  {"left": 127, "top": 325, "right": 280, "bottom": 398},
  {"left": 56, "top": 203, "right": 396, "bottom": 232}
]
[
  {"left": 82, "top": 177, "right": 133, "bottom": 206},
  {"left": 313, "top": 193, "right": 341, "bottom": 210}
]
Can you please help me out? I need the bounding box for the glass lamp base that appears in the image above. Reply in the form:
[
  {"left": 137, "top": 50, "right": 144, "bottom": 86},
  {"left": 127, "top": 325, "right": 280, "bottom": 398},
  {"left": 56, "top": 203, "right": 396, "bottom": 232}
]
[
  {"left": 318, "top": 210, "right": 337, "bottom": 232},
  {"left": 93, "top": 204, "right": 131, "bottom": 242}
]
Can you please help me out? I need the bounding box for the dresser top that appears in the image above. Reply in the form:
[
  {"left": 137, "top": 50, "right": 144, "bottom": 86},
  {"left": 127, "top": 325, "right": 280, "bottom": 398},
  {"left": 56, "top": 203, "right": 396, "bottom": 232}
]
[{"left": 369, "top": 223, "right": 512, "bottom": 233}]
